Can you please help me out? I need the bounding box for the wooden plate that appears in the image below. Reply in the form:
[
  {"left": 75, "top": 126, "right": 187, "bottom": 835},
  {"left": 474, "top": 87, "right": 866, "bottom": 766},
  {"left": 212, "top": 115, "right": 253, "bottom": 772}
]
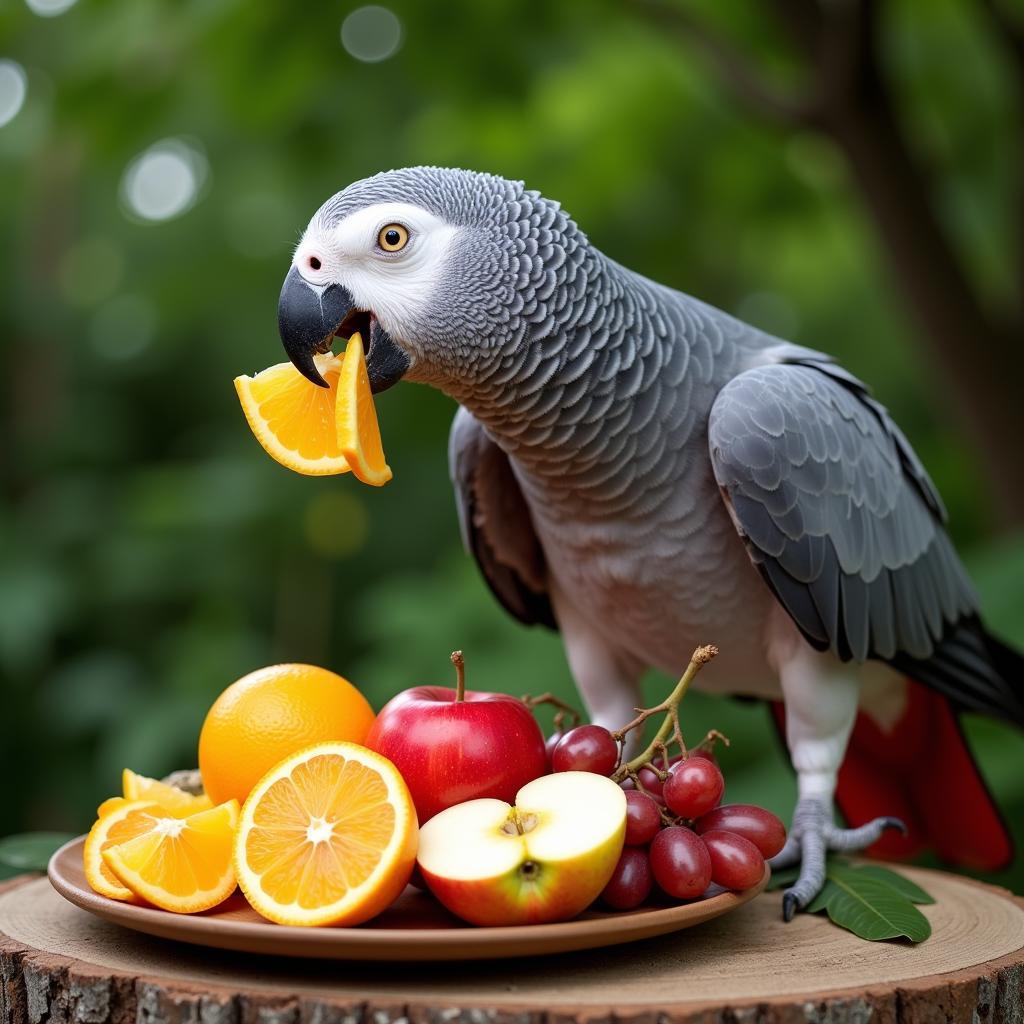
[{"left": 49, "top": 837, "right": 768, "bottom": 961}]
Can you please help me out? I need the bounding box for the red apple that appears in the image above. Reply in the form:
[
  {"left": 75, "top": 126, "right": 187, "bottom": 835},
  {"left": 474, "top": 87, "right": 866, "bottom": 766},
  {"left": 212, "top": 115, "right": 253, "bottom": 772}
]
[{"left": 364, "top": 651, "right": 547, "bottom": 823}]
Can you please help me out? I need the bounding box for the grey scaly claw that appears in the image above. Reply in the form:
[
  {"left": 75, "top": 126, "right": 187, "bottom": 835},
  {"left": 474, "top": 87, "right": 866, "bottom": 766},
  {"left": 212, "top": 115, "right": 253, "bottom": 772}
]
[
  {"left": 782, "top": 891, "right": 799, "bottom": 922},
  {"left": 768, "top": 797, "right": 905, "bottom": 919}
]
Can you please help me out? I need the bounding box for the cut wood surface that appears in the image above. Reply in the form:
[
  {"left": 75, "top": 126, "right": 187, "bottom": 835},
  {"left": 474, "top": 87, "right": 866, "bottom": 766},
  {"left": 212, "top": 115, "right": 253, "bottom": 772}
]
[{"left": 1, "top": 866, "right": 1023, "bottom": 1024}]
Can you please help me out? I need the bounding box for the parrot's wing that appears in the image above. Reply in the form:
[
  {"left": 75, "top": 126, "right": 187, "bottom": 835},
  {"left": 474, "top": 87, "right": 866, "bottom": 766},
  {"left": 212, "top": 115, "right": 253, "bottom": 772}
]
[
  {"left": 708, "top": 355, "right": 1024, "bottom": 725},
  {"left": 449, "top": 405, "right": 556, "bottom": 629}
]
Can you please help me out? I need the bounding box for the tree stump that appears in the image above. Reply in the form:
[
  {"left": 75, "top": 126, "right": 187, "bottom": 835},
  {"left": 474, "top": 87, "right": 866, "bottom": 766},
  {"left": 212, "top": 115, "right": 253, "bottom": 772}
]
[{"left": 1, "top": 866, "right": 1022, "bottom": 1024}]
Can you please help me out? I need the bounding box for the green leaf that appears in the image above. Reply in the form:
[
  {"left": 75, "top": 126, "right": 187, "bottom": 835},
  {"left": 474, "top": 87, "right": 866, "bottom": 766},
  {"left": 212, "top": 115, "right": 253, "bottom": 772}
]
[
  {"left": 805, "top": 879, "right": 839, "bottom": 914},
  {"left": 0, "top": 833, "right": 76, "bottom": 872},
  {"left": 831, "top": 862, "right": 936, "bottom": 905},
  {"left": 821, "top": 874, "right": 931, "bottom": 942}
]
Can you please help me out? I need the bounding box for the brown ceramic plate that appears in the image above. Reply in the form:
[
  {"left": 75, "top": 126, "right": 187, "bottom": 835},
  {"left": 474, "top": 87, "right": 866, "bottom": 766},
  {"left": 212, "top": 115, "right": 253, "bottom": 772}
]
[{"left": 49, "top": 837, "right": 768, "bottom": 961}]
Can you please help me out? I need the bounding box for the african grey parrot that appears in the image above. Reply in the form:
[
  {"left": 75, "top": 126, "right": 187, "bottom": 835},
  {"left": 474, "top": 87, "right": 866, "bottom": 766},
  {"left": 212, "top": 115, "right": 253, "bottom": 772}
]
[{"left": 275, "top": 166, "right": 1023, "bottom": 916}]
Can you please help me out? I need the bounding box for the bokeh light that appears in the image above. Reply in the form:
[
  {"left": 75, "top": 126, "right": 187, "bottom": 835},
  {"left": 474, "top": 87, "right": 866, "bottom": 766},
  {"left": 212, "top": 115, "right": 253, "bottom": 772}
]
[
  {"left": 89, "top": 294, "right": 158, "bottom": 361},
  {"left": 25, "top": 0, "right": 79, "bottom": 16},
  {"left": 341, "top": 6, "right": 402, "bottom": 63},
  {"left": 120, "top": 139, "right": 208, "bottom": 223},
  {"left": 0, "top": 60, "right": 27, "bottom": 129}
]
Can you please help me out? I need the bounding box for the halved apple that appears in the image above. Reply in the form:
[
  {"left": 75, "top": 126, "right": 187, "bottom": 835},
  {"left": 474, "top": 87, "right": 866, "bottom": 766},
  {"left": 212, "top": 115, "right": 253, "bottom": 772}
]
[{"left": 416, "top": 771, "right": 627, "bottom": 926}]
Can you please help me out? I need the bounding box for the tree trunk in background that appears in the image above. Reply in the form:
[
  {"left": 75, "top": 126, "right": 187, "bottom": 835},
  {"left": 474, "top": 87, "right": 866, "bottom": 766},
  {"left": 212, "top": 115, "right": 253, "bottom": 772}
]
[{"left": 819, "top": 93, "right": 1024, "bottom": 526}]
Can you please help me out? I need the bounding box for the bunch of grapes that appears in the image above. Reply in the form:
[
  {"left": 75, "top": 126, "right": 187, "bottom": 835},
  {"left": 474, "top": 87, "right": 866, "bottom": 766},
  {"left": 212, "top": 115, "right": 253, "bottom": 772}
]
[{"left": 549, "top": 723, "right": 786, "bottom": 911}]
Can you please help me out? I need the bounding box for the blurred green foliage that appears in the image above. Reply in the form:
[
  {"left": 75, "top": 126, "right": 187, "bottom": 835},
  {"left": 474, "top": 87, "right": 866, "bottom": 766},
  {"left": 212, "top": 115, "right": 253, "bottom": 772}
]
[{"left": 0, "top": 0, "right": 1021, "bottom": 892}]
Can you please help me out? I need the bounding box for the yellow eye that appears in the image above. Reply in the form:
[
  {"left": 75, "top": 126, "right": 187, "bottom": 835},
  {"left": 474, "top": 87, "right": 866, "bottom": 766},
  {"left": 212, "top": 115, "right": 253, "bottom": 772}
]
[{"left": 378, "top": 223, "right": 409, "bottom": 252}]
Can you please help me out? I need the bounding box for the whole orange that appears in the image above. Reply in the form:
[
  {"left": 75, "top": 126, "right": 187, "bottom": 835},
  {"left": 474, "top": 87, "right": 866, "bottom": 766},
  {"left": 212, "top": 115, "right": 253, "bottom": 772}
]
[{"left": 198, "top": 664, "right": 376, "bottom": 805}]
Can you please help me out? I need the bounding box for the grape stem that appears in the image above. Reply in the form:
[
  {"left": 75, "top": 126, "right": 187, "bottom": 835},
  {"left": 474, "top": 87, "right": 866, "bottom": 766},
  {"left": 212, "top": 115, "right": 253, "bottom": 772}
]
[
  {"left": 611, "top": 644, "right": 719, "bottom": 784},
  {"left": 520, "top": 692, "right": 582, "bottom": 733}
]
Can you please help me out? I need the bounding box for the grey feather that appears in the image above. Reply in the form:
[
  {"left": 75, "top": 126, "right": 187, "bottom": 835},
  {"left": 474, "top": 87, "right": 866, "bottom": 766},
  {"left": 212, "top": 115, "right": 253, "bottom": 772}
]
[
  {"left": 709, "top": 360, "right": 1022, "bottom": 722},
  {"left": 448, "top": 406, "right": 555, "bottom": 629},
  {"left": 709, "top": 362, "right": 963, "bottom": 659}
]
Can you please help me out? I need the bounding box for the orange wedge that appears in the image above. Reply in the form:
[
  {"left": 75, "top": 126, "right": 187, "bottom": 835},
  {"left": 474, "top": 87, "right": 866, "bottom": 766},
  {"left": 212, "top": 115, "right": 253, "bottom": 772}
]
[
  {"left": 335, "top": 333, "right": 392, "bottom": 486},
  {"left": 233, "top": 333, "right": 392, "bottom": 483},
  {"left": 102, "top": 800, "right": 240, "bottom": 913},
  {"left": 234, "top": 352, "right": 349, "bottom": 476},
  {"left": 96, "top": 796, "right": 128, "bottom": 818},
  {"left": 83, "top": 800, "right": 163, "bottom": 901},
  {"left": 234, "top": 742, "right": 417, "bottom": 926},
  {"left": 122, "top": 768, "right": 213, "bottom": 817}
]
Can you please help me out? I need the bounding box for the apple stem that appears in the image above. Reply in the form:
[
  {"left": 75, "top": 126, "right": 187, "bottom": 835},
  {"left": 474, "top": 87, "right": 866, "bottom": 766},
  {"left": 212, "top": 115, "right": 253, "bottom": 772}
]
[
  {"left": 451, "top": 650, "right": 466, "bottom": 702},
  {"left": 611, "top": 644, "right": 718, "bottom": 783}
]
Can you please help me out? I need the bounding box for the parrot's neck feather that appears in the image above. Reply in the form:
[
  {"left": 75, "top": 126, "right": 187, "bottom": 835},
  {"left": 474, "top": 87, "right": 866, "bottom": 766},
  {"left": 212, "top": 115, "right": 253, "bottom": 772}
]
[{"left": 443, "top": 253, "right": 765, "bottom": 511}]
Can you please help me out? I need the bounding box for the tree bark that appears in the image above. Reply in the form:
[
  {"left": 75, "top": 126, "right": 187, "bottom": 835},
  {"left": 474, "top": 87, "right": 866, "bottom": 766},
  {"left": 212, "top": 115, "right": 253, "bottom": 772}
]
[{"left": 4, "top": 868, "right": 1024, "bottom": 1024}]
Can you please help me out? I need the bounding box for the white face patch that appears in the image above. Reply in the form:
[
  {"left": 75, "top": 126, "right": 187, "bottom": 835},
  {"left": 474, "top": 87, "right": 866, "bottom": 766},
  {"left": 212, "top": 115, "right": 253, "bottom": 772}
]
[{"left": 292, "top": 201, "right": 460, "bottom": 345}]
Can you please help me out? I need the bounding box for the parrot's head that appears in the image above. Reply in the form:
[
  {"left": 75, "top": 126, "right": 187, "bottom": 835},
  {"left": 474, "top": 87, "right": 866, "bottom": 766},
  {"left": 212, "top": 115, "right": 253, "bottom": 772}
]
[{"left": 277, "top": 166, "right": 586, "bottom": 393}]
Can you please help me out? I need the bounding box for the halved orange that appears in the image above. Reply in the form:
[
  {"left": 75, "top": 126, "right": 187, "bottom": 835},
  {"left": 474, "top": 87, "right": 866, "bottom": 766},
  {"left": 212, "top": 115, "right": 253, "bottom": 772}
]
[
  {"left": 122, "top": 768, "right": 213, "bottom": 817},
  {"left": 102, "top": 800, "right": 240, "bottom": 913},
  {"left": 234, "top": 741, "right": 417, "bottom": 926},
  {"left": 83, "top": 800, "right": 163, "bottom": 901},
  {"left": 234, "top": 334, "right": 391, "bottom": 483},
  {"left": 335, "top": 333, "right": 392, "bottom": 486}
]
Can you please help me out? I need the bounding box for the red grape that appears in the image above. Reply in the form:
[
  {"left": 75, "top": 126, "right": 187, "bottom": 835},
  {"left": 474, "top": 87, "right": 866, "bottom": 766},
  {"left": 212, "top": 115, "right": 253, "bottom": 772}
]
[
  {"left": 663, "top": 757, "right": 724, "bottom": 818},
  {"left": 619, "top": 777, "right": 636, "bottom": 791},
  {"left": 695, "top": 804, "right": 786, "bottom": 858},
  {"left": 551, "top": 725, "right": 619, "bottom": 775},
  {"left": 636, "top": 764, "right": 666, "bottom": 800},
  {"left": 545, "top": 731, "right": 563, "bottom": 770},
  {"left": 635, "top": 754, "right": 680, "bottom": 800},
  {"left": 701, "top": 829, "right": 765, "bottom": 890},
  {"left": 624, "top": 790, "right": 662, "bottom": 845},
  {"left": 649, "top": 826, "right": 712, "bottom": 899},
  {"left": 600, "top": 847, "right": 653, "bottom": 910}
]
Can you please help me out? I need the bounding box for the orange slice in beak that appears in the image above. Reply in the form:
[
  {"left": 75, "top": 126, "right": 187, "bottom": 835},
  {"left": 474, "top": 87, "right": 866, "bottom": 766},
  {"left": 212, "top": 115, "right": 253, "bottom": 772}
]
[
  {"left": 233, "top": 333, "right": 390, "bottom": 483},
  {"left": 335, "top": 332, "right": 392, "bottom": 487}
]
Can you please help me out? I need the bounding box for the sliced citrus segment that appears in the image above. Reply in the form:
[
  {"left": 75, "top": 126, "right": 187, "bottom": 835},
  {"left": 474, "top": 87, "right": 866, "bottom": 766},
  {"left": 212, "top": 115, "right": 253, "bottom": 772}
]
[
  {"left": 234, "top": 352, "right": 350, "bottom": 476},
  {"left": 83, "top": 800, "right": 163, "bottom": 901},
  {"left": 235, "top": 741, "right": 417, "bottom": 926},
  {"left": 96, "top": 796, "right": 128, "bottom": 818},
  {"left": 335, "top": 333, "right": 392, "bottom": 487},
  {"left": 102, "top": 800, "right": 240, "bottom": 913},
  {"left": 122, "top": 769, "right": 213, "bottom": 817}
]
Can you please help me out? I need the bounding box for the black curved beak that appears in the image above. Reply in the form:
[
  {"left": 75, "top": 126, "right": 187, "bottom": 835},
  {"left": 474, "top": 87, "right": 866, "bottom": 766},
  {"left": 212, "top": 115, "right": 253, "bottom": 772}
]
[
  {"left": 277, "top": 267, "right": 355, "bottom": 388},
  {"left": 277, "top": 266, "right": 411, "bottom": 393},
  {"left": 365, "top": 321, "right": 411, "bottom": 395}
]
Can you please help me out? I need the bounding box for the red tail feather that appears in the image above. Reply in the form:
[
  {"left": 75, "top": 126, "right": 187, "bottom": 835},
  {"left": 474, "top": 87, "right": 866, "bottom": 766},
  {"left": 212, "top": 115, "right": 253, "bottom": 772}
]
[{"left": 772, "top": 680, "right": 1012, "bottom": 871}]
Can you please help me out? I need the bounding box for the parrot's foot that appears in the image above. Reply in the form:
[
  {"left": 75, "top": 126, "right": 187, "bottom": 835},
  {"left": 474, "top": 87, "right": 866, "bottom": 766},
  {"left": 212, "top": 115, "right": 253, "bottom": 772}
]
[{"left": 768, "top": 796, "right": 906, "bottom": 921}]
